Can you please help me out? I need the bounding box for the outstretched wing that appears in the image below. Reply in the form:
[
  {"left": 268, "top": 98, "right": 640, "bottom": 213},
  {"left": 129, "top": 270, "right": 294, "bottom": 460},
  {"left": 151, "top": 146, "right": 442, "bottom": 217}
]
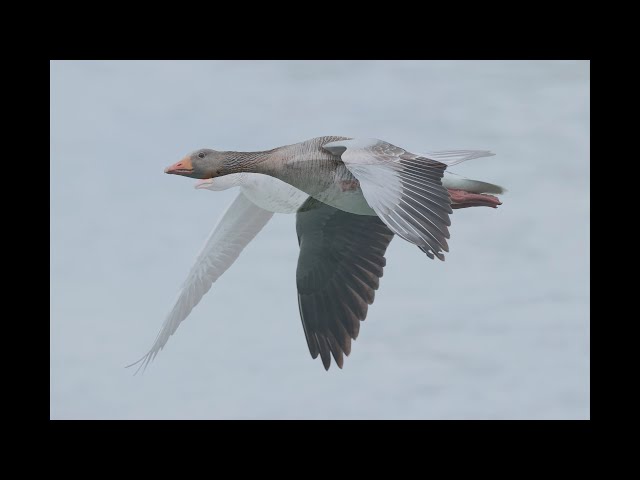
[
  {"left": 296, "top": 197, "right": 394, "bottom": 370},
  {"left": 324, "top": 138, "right": 453, "bottom": 260},
  {"left": 127, "top": 193, "right": 273, "bottom": 373}
]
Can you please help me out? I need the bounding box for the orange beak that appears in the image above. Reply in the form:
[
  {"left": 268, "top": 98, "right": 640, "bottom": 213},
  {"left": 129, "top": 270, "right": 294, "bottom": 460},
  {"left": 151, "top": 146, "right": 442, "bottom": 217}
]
[{"left": 164, "top": 156, "right": 193, "bottom": 175}]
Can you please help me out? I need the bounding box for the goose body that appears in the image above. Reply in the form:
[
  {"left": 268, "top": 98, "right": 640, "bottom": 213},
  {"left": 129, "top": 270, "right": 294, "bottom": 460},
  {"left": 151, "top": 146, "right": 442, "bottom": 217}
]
[{"left": 130, "top": 137, "right": 505, "bottom": 371}]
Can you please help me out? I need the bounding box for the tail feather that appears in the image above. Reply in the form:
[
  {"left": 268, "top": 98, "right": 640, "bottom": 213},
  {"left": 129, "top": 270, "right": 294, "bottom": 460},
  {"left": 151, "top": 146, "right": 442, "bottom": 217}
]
[{"left": 442, "top": 175, "right": 506, "bottom": 195}]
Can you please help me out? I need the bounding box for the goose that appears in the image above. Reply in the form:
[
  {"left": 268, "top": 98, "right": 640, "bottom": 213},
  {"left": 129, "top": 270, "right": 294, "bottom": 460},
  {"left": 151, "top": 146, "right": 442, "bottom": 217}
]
[{"left": 129, "top": 137, "right": 504, "bottom": 372}]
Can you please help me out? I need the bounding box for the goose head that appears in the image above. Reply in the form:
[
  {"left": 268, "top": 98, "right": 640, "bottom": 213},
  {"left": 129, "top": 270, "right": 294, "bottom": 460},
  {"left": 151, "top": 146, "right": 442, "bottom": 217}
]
[{"left": 165, "top": 149, "right": 226, "bottom": 179}]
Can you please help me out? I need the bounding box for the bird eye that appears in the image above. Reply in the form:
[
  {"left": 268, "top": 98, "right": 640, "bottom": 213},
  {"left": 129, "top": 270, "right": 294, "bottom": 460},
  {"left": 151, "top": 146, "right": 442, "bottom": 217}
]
[{"left": 198, "top": 152, "right": 206, "bottom": 159}]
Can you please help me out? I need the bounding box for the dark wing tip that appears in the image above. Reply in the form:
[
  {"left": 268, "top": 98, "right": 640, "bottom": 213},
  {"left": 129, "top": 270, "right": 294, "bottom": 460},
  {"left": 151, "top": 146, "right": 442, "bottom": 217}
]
[{"left": 321, "top": 355, "right": 331, "bottom": 370}]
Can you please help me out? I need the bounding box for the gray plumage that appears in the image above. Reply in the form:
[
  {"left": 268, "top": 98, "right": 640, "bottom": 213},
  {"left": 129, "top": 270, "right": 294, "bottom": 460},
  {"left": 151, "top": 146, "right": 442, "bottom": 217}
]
[{"left": 142, "top": 136, "right": 504, "bottom": 371}]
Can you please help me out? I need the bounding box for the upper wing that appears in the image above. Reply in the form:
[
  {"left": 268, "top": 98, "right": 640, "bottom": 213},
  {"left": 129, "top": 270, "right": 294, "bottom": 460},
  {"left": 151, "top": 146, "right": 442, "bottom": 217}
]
[
  {"left": 296, "top": 197, "right": 394, "bottom": 370},
  {"left": 127, "top": 193, "right": 273, "bottom": 373},
  {"left": 324, "top": 139, "right": 453, "bottom": 261}
]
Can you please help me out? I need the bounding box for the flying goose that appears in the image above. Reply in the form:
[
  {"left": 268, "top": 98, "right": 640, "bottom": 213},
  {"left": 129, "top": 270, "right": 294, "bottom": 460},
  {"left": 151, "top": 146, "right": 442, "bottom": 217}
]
[{"left": 129, "top": 137, "right": 504, "bottom": 372}]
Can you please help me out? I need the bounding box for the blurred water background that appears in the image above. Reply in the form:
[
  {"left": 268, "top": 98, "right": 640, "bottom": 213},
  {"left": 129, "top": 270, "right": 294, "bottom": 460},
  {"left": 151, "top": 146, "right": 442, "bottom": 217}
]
[{"left": 50, "top": 60, "right": 589, "bottom": 419}]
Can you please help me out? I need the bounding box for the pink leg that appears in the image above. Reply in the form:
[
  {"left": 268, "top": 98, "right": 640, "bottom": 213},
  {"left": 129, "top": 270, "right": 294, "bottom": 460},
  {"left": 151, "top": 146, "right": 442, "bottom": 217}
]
[{"left": 448, "top": 189, "right": 502, "bottom": 209}]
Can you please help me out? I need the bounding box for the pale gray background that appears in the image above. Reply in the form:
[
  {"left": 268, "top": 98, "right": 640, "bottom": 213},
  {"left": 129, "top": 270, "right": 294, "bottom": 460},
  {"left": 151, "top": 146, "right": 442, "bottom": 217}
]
[{"left": 50, "top": 60, "right": 590, "bottom": 419}]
